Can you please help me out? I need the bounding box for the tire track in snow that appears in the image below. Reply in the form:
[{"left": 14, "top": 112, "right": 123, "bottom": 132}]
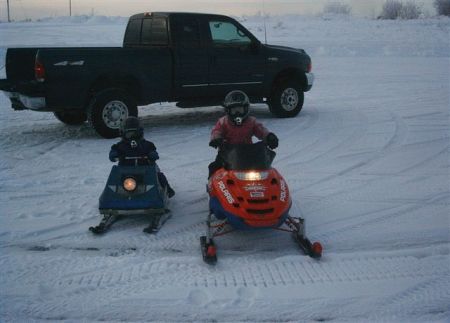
[
  {"left": 4, "top": 189, "right": 209, "bottom": 246},
  {"left": 314, "top": 193, "right": 450, "bottom": 253},
  {"left": 369, "top": 276, "right": 450, "bottom": 320},
  {"left": 300, "top": 110, "right": 407, "bottom": 192},
  {"left": 23, "top": 252, "right": 448, "bottom": 320},
  {"left": 0, "top": 251, "right": 126, "bottom": 290},
  {"left": 275, "top": 105, "right": 338, "bottom": 166},
  {"left": 262, "top": 104, "right": 321, "bottom": 149}
]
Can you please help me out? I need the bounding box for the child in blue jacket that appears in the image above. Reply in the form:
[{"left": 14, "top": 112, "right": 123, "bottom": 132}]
[{"left": 109, "top": 116, "right": 175, "bottom": 197}]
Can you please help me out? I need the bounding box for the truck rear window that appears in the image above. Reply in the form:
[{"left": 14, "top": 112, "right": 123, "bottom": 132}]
[
  {"left": 124, "top": 17, "right": 168, "bottom": 46},
  {"left": 124, "top": 19, "right": 142, "bottom": 45},
  {"left": 142, "top": 18, "right": 168, "bottom": 46}
]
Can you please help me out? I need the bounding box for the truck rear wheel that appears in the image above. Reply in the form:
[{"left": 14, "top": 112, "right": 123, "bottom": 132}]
[
  {"left": 87, "top": 88, "right": 138, "bottom": 138},
  {"left": 268, "top": 80, "right": 304, "bottom": 118},
  {"left": 53, "top": 111, "right": 87, "bottom": 125}
]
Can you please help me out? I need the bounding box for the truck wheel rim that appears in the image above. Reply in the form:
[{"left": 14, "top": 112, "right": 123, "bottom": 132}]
[
  {"left": 102, "top": 100, "right": 128, "bottom": 129},
  {"left": 280, "top": 88, "right": 298, "bottom": 111}
]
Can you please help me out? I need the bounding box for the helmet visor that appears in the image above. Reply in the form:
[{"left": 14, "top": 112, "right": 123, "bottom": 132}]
[
  {"left": 124, "top": 129, "right": 139, "bottom": 140},
  {"left": 229, "top": 106, "right": 246, "bottom": 116}
]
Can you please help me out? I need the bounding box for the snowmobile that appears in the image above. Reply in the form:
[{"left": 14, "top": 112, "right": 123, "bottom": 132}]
[
  {"left": 201, "top": 142, "right": 322, "bottom": 264},
  {"left": 89, "top": 156, "right": 171, "bottom": 234}
]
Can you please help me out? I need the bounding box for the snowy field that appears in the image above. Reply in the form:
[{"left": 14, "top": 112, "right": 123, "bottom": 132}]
[{"left": 0, "top": 14, "right": 449, "bottom": 322}]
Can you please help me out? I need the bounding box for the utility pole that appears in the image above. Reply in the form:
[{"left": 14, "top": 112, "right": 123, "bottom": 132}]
[
  {"left": 7, "top": 0, "right": 11, "bottom": 22},
  {"left": 69, "top": 0, "right": 72, "bottom": 16}
]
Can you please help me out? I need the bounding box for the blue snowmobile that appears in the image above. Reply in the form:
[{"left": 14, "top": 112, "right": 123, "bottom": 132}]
[{"left": 89, "top": 156, "right": 171, "bottom": 234}]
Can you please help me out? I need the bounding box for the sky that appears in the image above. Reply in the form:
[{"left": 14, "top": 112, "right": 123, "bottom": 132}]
[{"left": 0, "top": 0, "right": 437, "bottom": 21}]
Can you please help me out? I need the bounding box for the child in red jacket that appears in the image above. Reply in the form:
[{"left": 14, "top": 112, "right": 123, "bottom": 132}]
[{"left": 208, "top": 90, "right": 278, "bottom": 177}]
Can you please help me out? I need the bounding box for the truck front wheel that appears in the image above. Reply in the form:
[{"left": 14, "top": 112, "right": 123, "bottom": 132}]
[
  {"left": 268, "top": 80, "right": 304, "bottom": 118},
  {"left": 87, "top": 89, "right": 138, "bottom": 138},
  {"left": 53, "top": 111, "right": 87, "bottom": 125}
]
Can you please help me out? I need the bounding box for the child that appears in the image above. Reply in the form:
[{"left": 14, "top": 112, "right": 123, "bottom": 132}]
[
  {"left": 208, "top": 90, "right": 278, "bottom": 177},
  {"left": 109, "top": 116, "right": 175, "bottom": 197}
]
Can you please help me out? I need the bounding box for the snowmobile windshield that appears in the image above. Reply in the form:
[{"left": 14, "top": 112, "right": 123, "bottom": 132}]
[{"left": 222, "top": 142, "right": 275, "bottom": 170}]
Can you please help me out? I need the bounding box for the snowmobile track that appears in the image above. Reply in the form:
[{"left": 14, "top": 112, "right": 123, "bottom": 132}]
[{"left": 19, "top": 252, "right": 448, "bottom": 320}]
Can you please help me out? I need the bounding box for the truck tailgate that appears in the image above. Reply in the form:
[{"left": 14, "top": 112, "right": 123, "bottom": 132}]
[{"left": 5, "top": 48, "right": 39, "bottom": 82}]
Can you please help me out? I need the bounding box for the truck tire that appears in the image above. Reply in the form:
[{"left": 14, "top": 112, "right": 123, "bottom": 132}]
[
  {"left": 268, "top": 80, "right": 304, "bottom": 118},
  {"left": 87, "top": 88, "right": 138, "bottom": 138},
  {"left": 53, "top": 111, "right": 87, "bottom": 125}
]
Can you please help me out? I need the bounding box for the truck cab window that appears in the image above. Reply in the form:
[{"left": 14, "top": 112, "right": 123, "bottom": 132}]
[
  {"left": 142, "top": 17, "right": 168, "bottom": 46},
  {"left": 172, "top": 19, "right": 201, "bottom": 48},
  {"left": 208, "top": 21, "right": 251, "bottom": 46}
]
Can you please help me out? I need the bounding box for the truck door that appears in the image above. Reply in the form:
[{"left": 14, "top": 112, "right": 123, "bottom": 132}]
[
  {"left": 206, "top": 18, "right": 265, "bottom": 98},
  {"left": 171, "top": 16, "right": 210, "bottom": 99}
]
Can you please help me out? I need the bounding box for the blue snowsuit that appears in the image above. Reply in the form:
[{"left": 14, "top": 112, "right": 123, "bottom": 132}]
[
  {"left": 109, "top": 138, "right": 173, "bottom": 196},
  {"left": 109, "top": 139, "right": 159, "bottom": 166}
]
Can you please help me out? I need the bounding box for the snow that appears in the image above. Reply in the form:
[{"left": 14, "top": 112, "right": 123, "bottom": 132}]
[{"left": 1, "top": 14, "right": 449, "bottom": 322}]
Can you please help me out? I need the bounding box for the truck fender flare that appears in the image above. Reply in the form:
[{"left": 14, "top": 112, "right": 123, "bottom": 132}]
[
  {"left": 270, "top": 68, "right": 307, "bottom": 94},
  {"left": 86, "top": 73, "right": 142, "bottom": 108}
]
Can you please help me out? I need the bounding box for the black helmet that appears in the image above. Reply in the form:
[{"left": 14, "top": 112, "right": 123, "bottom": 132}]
[
  {"left": 121, "top": 116, "right": 143, "bottom": 140},
  {"left": 223, "top": 90, "right": 250, "bottom": 126}
]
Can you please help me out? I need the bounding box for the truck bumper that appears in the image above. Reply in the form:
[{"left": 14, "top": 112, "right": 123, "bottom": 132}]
[
  {"left": 305, "top": 72, "right": 314, "bottom": 92},
  {"left": 3, "top": 91, "right": 46, "bottom": 110},
  {"left": 0, "top": 79, "right": 46, "bottom": 110}
]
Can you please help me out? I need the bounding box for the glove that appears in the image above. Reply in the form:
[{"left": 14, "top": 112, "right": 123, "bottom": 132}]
[
  {"left": 266, "top": 133, "right": 279, "bottom": 149},
  {"left": 109, "top": 150, "right": 119, "bottom": 162},
  {"left": 147, "top": 150, "right": 159, "bottom": 161},
  {"left": 209, "top": 137, "right": 224, "bottom": 148}
]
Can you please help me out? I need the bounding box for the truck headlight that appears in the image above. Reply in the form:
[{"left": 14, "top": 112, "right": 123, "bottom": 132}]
[
  {"left": 123, "top": 177, "right": 137, "bottom": 192},
  {"left": 234, "top": 171, "right": 268, "bottom": 181}
]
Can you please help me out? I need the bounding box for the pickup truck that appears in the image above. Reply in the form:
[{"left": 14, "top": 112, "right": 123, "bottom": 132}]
[{"left": 0, "top": 12, "right": 314, "bottom": 138}]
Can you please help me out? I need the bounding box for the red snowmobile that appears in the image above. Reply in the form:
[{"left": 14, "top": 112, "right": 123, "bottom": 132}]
[{"left": 201, "top": 142, "right": 322, "bottom": 264}]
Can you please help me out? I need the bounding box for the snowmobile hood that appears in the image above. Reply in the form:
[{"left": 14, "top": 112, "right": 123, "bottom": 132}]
[{"left": 208, "top": 168, "right": 291, "bottom": 229}]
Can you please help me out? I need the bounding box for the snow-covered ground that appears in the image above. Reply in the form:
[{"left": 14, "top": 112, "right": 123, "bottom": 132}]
[{"left": 0, "top": 15, "right": 449, "bottom": 322}]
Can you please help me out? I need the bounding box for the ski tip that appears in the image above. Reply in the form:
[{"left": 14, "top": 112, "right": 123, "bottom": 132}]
[
  {"left": 89, "top": 226, "right": 105, "bottom": 235},
  {"left": 311, "top": 242, "right": 323, "bottom": 259},
  {"left": 204, "top": 257, "right": 217, "bottom": 265},
  {"left": 206, "top": 245, "right": 217, "bottom": 258},
  {"left": 143, "top": 227, "right": 158, "bottom": 234},
  {"left": 200, "top": 236, "right": 218, "bottom": 265}
]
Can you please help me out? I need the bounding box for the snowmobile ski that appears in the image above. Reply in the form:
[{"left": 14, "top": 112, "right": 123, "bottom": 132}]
[
  {"left": 294, "top": 233, "right": 322, "bottom": 259},
  {"left": 89, "top": 213, "right": 119, "bottom": 235},
  {"left": 200, "top": 235, "right": 217, "bottom": 265},
  {"left": 287, "top": 216, "right": 322, "bottom": 259},
  {"left": 143, "top": 209, "right": 172, "bottom": 234}
]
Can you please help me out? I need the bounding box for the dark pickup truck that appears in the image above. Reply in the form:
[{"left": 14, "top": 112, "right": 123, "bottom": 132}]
[{"left": 0, "top": 12, "right": 314, "bottom": 138}]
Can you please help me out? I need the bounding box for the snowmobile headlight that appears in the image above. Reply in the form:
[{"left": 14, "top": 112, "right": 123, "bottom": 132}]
[
  {"left": 235, "top": 171, "right": 268, "bottom": 181},
  {"left": 123, "top": 177, "right": 137, "bottom": 192}
]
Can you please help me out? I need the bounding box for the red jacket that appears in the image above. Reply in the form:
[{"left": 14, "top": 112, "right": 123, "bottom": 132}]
[{"left": 210, "top": 116, "right": 270, "bottom": 145}]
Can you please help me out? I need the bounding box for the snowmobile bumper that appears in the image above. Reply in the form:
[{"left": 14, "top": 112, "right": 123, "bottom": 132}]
[
  {"left": 99, "top": 165, "right": 167, "bottom": 211},
  {"left": 209, "top": 196, "right": 289, "bottom": 230},
  {"left": 99, "top": 207, "right": 166, "bottom": 216}
]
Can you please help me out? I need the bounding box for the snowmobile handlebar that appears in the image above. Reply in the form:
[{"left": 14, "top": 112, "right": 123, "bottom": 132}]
[
  {"left": 219, "top": 141, "right": 275, "bottom": 152},
  {"left": 121, "top": 156, "right": 156, "bottom": 166},
  {"left": 124, "top": 156, "right": 149, "bottom": 160}
]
